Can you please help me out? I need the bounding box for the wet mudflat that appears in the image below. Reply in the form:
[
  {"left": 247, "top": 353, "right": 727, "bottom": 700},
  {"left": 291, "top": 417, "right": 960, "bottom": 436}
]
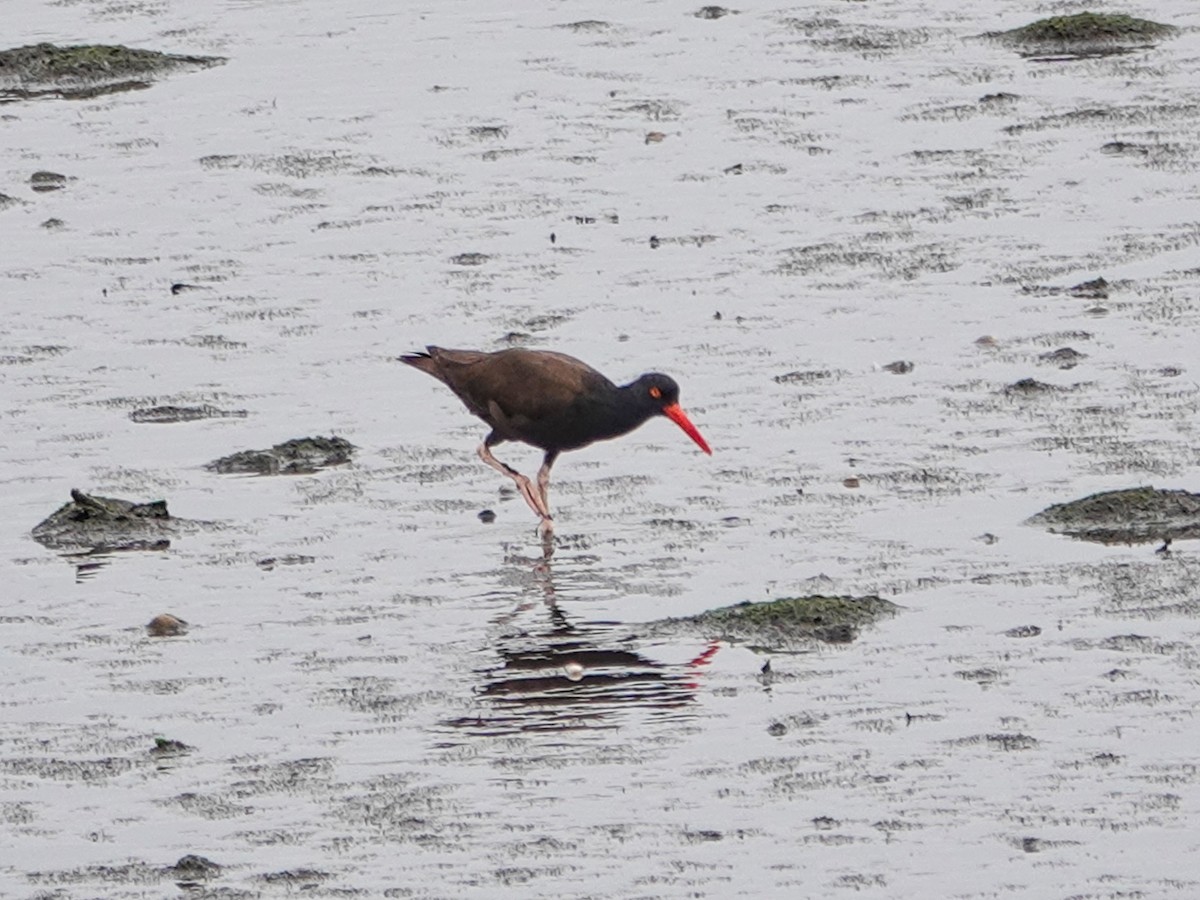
[{"left": 3, "top": 0, "right": 1200, "bottom": 897}]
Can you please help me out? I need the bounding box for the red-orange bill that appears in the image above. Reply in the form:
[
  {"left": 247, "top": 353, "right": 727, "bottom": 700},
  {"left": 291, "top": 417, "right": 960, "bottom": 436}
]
[{"left": 663, "top": 403, "right": 712, "bottom": 455}]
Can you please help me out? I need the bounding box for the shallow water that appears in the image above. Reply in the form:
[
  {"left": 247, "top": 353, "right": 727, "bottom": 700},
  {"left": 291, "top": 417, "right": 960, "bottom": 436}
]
[{"left": 3, "top": 0, "right": 1200, "bottom": 897}]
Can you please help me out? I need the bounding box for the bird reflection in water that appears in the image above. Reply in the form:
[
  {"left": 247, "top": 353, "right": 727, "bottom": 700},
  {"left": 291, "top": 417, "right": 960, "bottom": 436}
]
[{"left": 445, "top": 550, "right": 720, "bottom": 735}]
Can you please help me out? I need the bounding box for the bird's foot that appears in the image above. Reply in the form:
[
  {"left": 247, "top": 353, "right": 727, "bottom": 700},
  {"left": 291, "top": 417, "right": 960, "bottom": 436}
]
[{"left": 537, "top": 518, "right": 555, "bottom": 560}]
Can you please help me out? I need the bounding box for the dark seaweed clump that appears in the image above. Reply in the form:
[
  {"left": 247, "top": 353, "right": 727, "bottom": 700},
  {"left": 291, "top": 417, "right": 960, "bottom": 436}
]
[
  {"left": 1028, "top": 487, "right": 1200, "bottom": 544},
  {"left": 647, "top": 595, "right": 901, "bottom": 649},
  {"left": 989, "top": 13, "right": 1175, "bottom": 58},
  {"left": 207, "top": 436, "right": 356, "bottom": 476},
  {"left": 31, "top": 489, "right": 174, "bottom": 551},
  {"left": 0, "top": 43, "right": 224, "bottom": 101},
  {"left": 0, "top": 43, "right": 223, "bottom": 81}
]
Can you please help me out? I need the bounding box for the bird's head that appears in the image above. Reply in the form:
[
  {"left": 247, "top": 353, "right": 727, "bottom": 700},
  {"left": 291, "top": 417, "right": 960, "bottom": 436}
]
[{"left": 635, "top": 373, "right": 712, "bottom": 455}]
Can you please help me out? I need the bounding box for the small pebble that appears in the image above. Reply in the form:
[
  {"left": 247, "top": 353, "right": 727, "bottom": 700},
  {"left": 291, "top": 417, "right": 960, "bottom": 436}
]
[{"left": 146, "top": 613, "right": 187, "bottom": 637}]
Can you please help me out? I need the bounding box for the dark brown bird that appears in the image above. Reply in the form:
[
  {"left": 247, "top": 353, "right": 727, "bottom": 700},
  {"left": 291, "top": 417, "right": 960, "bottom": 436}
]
[{"left": 400, "top": 346, "right": 712, "bottom": 535}]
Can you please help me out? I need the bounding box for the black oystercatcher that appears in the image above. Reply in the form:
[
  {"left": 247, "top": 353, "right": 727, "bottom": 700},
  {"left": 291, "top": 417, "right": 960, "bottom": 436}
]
[{"left": 400, "top": 346, "right": 712, "bottom": 535}]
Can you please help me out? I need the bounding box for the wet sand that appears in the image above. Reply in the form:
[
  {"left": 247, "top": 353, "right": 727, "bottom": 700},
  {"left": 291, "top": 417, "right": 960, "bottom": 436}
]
[{"left": 3, "top": 0, "right": 1200, "bottom": 896}]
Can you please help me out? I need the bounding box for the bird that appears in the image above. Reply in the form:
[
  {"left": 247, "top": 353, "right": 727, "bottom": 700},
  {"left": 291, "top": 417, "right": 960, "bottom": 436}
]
[{"left": 400, "top": 346, "right": 711, "bottom": 537}]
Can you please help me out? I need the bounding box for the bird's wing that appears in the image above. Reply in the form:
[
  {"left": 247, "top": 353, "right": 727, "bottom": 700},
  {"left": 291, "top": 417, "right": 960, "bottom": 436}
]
[{"left": 449, "top": 350, "right": 614, "bottom": 427}]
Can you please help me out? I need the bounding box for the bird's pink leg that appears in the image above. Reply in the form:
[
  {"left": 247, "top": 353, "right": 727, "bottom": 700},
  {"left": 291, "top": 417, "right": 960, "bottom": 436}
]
[
  {"left": 477, "top": 443, "right": 553, "bottom": 526},
  {"left": 536, "top": 451, "right": 558, "bottom": 519},
  {"left": 534, "top": 451, "right": 559, "bottom": 541}
]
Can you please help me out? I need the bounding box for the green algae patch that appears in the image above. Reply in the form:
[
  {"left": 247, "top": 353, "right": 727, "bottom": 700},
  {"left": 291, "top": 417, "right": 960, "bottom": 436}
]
[
  {"left": 0, "top": 43, "right": 224, "bottom": 101},
  {"left": 31, "top": 489, "right": 176, "bottom": 551},
  {"left": 1027, "top": 486, "right": 1200, "bottom": 545},
  {"left": 989, "top": 13, "right": 1175, "bottom": 58},
  {"left": 206, "top": 436, "right": 356, "bottom": 476},
  {"left": 646, "top": 595, "right": 901, "bottom": 650}
]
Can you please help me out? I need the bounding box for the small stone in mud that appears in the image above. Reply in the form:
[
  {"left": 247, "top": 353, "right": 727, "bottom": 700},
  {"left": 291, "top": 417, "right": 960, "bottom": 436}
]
[
  {"left": 147, "top": 613, "right": 188, "bottom": 637},
  {"left": 1038, "top": 346, "right": 1087, "bottom": 369},
  {"left": 450, "top": 251, "right": 489, "bottom": 266},
  {"left": 986, "top": 733, "right": 1038, "bottom": 751},
  {"left": 767, "top": 721, "right": 786, "bottom": 737},
  {"left": 774, "top": 369, "right": 834, "bottom": 384},
  {"left": 695, "top": 5, "right": 732, "bottom": 18},
  {"left": 723, "top": 162, "right": 743, "bottom": 175},
  {"left": 40, "top": 217, "right": 65, "bottom": 229},
  {"left": 842, "top": 477, "right": 860, "bottom": 489},
  {"left": 956, "top": 667, "right": 1002, "bottom": 685},
  {"left": 882, "top": 360, "right": 914, "bottom": 374},
  {"left": 29, "top": 170, "right": 69, "bottom": 192},
  {"left": 256, "top": 555, "right": 315, "bottom": 570},
  {"left": 258, "top": 869, "right": 332, "bottom": 885},
  {"left": 478, "top": 509, "right": 497, "bottom": 524},
  {"left": 1004, "top": 625, "right": 1041, "bottom": 638},
  {"left": 467, "top": 125, "right": 507, "bottom": 140},
  {"left": 975, "top": 335, "right": 998, "bottom": 348},
  {"left": 975, "top": 532, "right": 999, "bottom": 544},
  {"left": 1101, "top": 141, "right": 1150, "bottom": 158},
  {"left": 206, "top": 436, "right": 355, "bottom": 475},
  {"left": 1069, "top": 277, "right": 1109, "bottom": 299},
  {"left": 558, "top": 20, "right": 612, "bottom": 33},
  {"left": 645, "top": 131, "right": 666, "bottom": 144},
  {"left": 130, "top": 404, "right": 248, "bottom": 424},
  {"left": 150, "top": 736, "right": 193, "bottom": 756},
  {"left": 1003, "top": 377, "right": 1056, "bottom": 396},
  {"left": 164, "top": 854, "right": 221, "bottom": 880},
  {"left": 1028, "top": 486, "right": 1200, "bottom": 545}
]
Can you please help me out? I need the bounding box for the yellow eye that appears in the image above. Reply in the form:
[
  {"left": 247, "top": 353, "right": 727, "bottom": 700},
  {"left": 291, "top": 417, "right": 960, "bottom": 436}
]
[{"left": 649, "top": 386, "right": 662, "bottom": 399}]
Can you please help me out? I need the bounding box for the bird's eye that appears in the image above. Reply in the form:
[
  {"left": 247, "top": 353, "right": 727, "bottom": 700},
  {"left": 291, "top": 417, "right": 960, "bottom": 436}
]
[{"left": 649, "top": 386, "right": 662, "bottom": 399}]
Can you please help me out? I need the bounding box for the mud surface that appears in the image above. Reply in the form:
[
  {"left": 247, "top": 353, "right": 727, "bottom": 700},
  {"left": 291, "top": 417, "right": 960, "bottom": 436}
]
[{"left": 4, "top": 0, "right": 1200, "bottom": 897}]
